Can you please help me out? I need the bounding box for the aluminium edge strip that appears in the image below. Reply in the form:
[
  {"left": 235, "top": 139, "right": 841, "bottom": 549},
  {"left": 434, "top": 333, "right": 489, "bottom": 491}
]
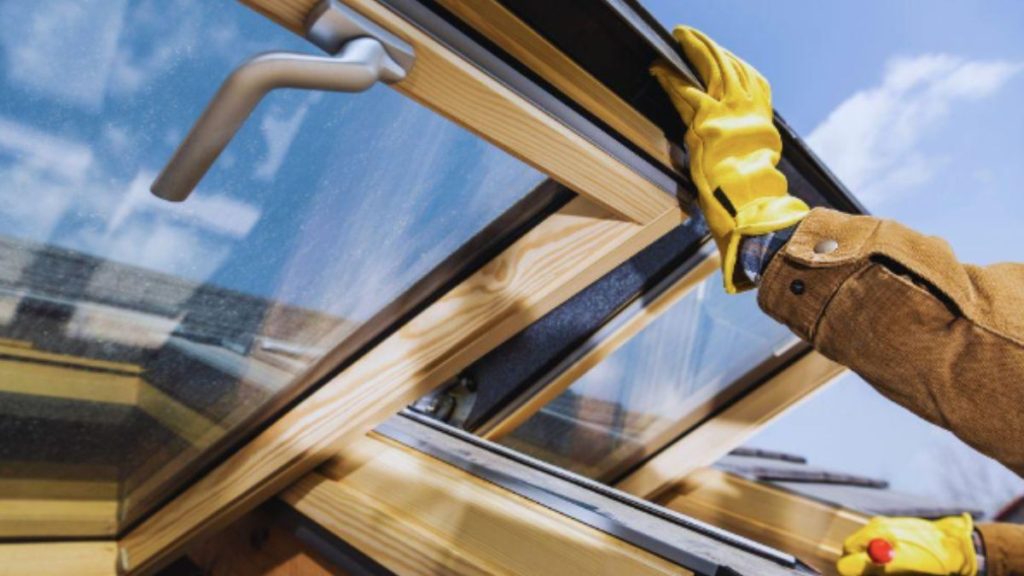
[
  {"left": 597, "top": 0, "right": 701, "bottom": 86},
  {"left": 384, "top": 411, "right": 820, "bottom": 576}
]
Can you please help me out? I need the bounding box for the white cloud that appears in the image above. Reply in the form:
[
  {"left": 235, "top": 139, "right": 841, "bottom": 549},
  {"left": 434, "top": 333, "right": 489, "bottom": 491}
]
[
  {"left": 0, "top": 118, "right": 94, "bottom": 181},
  {"left": 0, "top": 117, "right": 97, "bottom": 239},
  {"left": 0, "top": 0, "right": 266, "bottom": 109},
  {"left": 81, "top": 219, "right": 233, "bottom": 284},
  {"left": 108, "top": 0, "right": 200, "bottom": 96},
  {"left": 109, "top": 171, "right": 260, "bottom": 238},
  {"left": 106, "top": 0, "right": 286, "bottom": 98},
  {"left": 254, "top": 93, "right": 322, "bottom": 181},
  {"left": 92, "top": 171, "right": 259, "bottom": 281},
  {"left": 807, "top": 55, "right": 1022, "bottom": 208},
  {"left": 0, "top": 0, "right": 127, "bottom": 110},
  {"left": 0, "top": 115, "right": 260, "bottom": 284}
]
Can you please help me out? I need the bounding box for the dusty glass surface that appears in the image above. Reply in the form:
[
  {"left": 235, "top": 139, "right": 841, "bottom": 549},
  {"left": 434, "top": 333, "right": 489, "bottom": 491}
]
[
  {"left": 0, "top": 0, "right": 544, "bottom": 535},
  {"left": 500, "top": 272, "right": 795, "bottom": 480}
]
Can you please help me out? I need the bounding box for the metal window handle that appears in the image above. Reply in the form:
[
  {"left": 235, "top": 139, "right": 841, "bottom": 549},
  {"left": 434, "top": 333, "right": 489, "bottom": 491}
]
[{"left": 151, "top": 0, "right": 415, "bottom": 202}]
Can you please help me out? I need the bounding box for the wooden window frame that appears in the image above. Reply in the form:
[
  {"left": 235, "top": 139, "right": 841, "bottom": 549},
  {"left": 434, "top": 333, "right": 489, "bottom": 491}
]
[
  {"left": 102, "top": 0, "right": 703, "bottom": 569},
  {"left": 468, "top": 241, "right": 846, "bottom": 492},
  {"left": 283, "top": 428, "right": 696, "bottom": 575},
  {"left": 114, "top": 192, "right": 682, "bottom": 573},
  {"left": 0, "top": 542, "right": 118, "bottom": 576},
  {"left": 0, "top": 0, "right": 861, "bottom": 572},
  {"left": 657, "top": 467, "right": 869, "bottom": 575},
  {"left": 1, "top": 0, "right": 690, "bottom": 569}
]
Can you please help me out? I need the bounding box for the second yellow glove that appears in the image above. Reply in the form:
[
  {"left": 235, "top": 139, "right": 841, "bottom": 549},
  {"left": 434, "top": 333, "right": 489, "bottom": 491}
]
[
  {"left": 652, "top": 27, "right": 809, "bottom": 293},
  {"left": 837, "top": 514, "right": 978, "bottom": 576}
]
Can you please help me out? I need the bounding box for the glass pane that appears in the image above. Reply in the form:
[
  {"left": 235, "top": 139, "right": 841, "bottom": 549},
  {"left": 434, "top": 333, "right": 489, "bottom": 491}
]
[
  {"left": 500, "top": 271, "right": 794, "bottom": 480},
  {"left": 0, "top": 0, "right": 544, "bottom": 535}
]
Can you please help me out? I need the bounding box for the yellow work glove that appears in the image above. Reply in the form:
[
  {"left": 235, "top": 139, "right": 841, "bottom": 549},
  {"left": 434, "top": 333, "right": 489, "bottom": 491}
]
[
  {"left": 837, "top": 514, "right": 979, "bottom": 576},
  {"left": 652, "top": 27, "right": 809, "bottom": 293}
]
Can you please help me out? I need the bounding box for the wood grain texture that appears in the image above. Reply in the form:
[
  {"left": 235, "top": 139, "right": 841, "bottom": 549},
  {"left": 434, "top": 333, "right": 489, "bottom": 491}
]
[
  {"left": 615, "top": 351, "right": 847, "bottom": 499},
  {"left": 187, "top": 508, "right": 346, "bottom": 576},
  {"left": 0, "top": 344, "right": 142, "bottom": 374},
  {"left": 0, "top": 462, "right": 118, "bottom": 535},
  {"left": 0, "top": 360, "right": 138, "bottom": 406},
  {"left": 238, "top": 0, "right": 678, "bottom": 223},
  {"left": 0, "top": 477, "right": 117, "bottom": 501},
  {"left": 0, "top": 541, "right": 117, "bottom": 576},
  {"left": 659, "top": 468, "right": 868, "bottom": 576},
  {"left": 434, "top": 0, "right": 675, "bottom": 169},
  {"left": 0, "top": 348, "right": 223, "bottom": 448},
  {"left": 482, "top": 251, "right": 719, "bottom": 440},
  {"left": 241, "top": 0, "right": 313, "bottom": 30},
  {"left": 283, "top": 434, "right": 692, "bottom": 576},
  {"left": 0, "top": 499, "right": 118, "bottom": 538},
  {"left": 118, "top": 197, "right": 684, "bottom": 574}
]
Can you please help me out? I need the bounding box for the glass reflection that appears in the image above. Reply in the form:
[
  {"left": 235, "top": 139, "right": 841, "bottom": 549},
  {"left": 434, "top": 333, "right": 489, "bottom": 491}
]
[
  {"left": 0, "top": 0, "right": 543, "bottom": 535},
  {"left": 501, "top": 272, "right": 795, "bottom": 480}
]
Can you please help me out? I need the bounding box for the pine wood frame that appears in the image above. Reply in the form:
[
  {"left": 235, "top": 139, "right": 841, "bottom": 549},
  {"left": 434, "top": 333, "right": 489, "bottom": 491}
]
[
  {"left": 430, "top": 0, "right": 678, "bottom": 171},
  {"left": 657, "top": 468, "right": 868, "bottom": 576},
  {"left": 0, "top": 541, "right": 118, "bottom": 576},
  {"left": 1, "top": 0, "right": 687, "bottom": 570},
  {"left": 106, "top": 0, "right": 698, "bottom": 570}
]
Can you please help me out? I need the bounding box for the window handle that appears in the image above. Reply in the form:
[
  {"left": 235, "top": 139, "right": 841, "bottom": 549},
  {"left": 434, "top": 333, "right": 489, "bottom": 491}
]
[{"left": 151, "top": 0, "right": 415, "bottom": 202}]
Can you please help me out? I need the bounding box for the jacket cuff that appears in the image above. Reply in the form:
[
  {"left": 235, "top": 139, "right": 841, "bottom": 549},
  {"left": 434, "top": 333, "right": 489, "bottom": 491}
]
[
  {"left": 757, "top": 208, "right": 879, "bottom": 342},
  {"left": 977, "top": 523, "right": 1024, "bottom": 576}
]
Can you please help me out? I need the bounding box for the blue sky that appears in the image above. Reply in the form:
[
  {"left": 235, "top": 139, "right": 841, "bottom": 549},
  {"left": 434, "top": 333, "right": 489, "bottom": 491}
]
[{"left": 643, "top": 0, "right": 1024, "bottom": 514}]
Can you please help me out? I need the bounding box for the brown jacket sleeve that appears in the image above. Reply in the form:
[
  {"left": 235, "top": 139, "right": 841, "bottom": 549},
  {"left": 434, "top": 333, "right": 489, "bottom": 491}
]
[{"left": 757, "top": 208, "right": 1024, "bottom": 575}]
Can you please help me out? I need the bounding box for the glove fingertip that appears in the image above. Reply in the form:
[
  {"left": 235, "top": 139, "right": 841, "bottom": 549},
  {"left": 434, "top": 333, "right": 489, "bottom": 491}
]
[
  {"left": 836, "top": 552, "right": 871, "bottom": 576},
  {"left": 649, "top": 60, "right": 673, "bottom": 80}
]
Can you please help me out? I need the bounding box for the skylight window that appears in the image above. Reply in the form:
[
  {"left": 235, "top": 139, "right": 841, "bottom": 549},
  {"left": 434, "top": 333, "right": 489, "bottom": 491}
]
[{"left": 0, "top": 0, "right": 544, "bottom": 536}]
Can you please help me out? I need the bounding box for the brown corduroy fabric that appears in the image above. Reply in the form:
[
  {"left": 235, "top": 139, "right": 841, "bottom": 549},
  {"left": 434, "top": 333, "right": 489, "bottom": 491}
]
[
  {"left": 979, "top": 524, "right": 1024, "bottom": 576},
  {"left": 758, "top": 208, "right": 1024, "bottom": 574}
]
